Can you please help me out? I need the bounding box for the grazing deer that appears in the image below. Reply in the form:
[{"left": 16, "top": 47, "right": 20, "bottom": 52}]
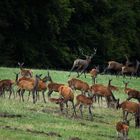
[
  {"left": 90, "top": 80, "right": 119, "bottom": 108},
  {"left": 104, "top": 61, "right": 123, "bottom": 76},
  {"left": 68, "top": 48, "right": 97, "bottom": 78},
  {"left": 122, "top": 60, "right": 140, "bottom": 78},
  {"left": 75, "top": 94, "right": 94, "bottom": 120},
  {"left": 49, "top": 97, "right": 64, "bottom": 112},
  {"left": 0, "top": 79, "right": 15, "bottom": 99},
  {"left": 123, "top": 81, "right": 140, "bottom": 102},
  {"left": 116, "top": 121, "right": 129, "bottom": 140},
  {"left": 68, "top": 78, "right": 90, "bottom": 94},
  {"left": 117, "top": 100, "right": 140, "bottom": 128},
  {"left": 58, "top": 85, "right": 76, "bottom": 116},
  {"left": 89, "top": 66, "right": 99, "bottom": 84},
  {"left": 18, "top": 62, "right": 33, "bottom": 77}
]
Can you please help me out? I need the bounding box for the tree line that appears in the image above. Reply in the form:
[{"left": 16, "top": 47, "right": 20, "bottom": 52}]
[{"left": 0, "top": 0, "right": 139, "bottom": 70}]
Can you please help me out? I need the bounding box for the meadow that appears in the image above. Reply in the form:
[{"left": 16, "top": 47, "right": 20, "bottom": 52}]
[{"left": 0, "top": 67, "right": 140, "bottom": 140}]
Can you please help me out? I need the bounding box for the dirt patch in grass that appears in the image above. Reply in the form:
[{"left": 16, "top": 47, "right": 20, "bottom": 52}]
[
  {"left": 69, "top": 137, "right": 81, "bottom": 140},
  {"left": 0, "top": 112, "right": 23, "bottom": 118},
  {"left": 0, "top": 125, "right": 62, "bottom": 138}
]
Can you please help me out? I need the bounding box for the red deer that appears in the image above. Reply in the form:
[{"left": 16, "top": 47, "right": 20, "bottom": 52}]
[
  {"left": 116, "top": 121, "right": 129, "bottom": 140},
  {"left": 49, "top": 97, "right": 64, "bottom": 112},
  {"left": 90, "top": 80, "right": 119, "bottom": 108},
  {"left": 89, "top": 66, "right": 99, "bottom": 84},
  {"left": 16, "top": 74, "right": 41, "bottom": 103},
  {"left": 122, "top": 60, "right": 140, "bottom": 78},
  {"left": 47, "top": 72, "right": 65, "bottom": 97},
  {"left": 75, "top": 94, "right": 94, "bottom": 120},
  {"left": 117, "top": 100, "right": 140, "bottom": 128},
  {"left": 18, "top": 62, "right": 33, "bottom": 77},
  {"left": 68, "top": 78, "right": 90, "bottom": 94},
  {"left": 108, "top": 79, "right": 119, "bottom": 92},
  {"left": 58, "top": 85, "right": 76, "bottom": 116},
  {"left": 104, "top": 61, "right": 123, "bottom": 76},
  {"left": 16, "top": 73, "right": 51, "bottom": 103},
  {"left": 68, "top": 48, "right": 97, "bottom": 78},
  {"left": 123, "top": 81, "right": 140, "bottom": 102},
  {"left": 0, "top": 79, "right": 15, "bottom": 99}
]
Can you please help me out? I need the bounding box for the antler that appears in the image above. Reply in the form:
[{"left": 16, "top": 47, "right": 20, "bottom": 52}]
[{"left": 79, "top": 48, "right": 88, "bottom": 57}]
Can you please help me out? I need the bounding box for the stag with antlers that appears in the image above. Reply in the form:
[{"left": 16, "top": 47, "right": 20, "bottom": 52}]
[{"left": 68, "top": 48, "right": 97, "bottom": 78}]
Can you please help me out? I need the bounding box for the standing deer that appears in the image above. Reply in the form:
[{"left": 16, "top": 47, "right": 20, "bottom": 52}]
[
  {"left": 122, "top": 60, "right": 140, "bottom": 78},
  {"left": 18, "top": 62, "right": 33, "bottom": 77},
  {"left": 104, "top": 61, "right": 123, "bottom": 76},
  {"left": 68, "top": 48, "right": 97, "bottom": 78}
]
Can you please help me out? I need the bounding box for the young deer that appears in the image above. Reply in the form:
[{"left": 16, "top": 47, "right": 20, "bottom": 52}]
[
  {"left": 49, "top": 97, "right": 64, "bottom": 112},
  {"left": 75, "top": 94, "right": 94, "bottom": 121},
  {"left": 58, "top": 85, "right": 76, "bottom": 116},
  {"left": 116, "top": 121, "right": 129, "bottom": 140},
  {"left": 89, "top": 66, "right": 99, "bottom": 84},
  {"left": 18, "top": 62, "right": 33, "bottom": 78},
  {"left": 68, "top": 48, "right": 97, "bottom": 78},
  {"left": 68, "top": 78, "right": 90, "bottom": 95}
]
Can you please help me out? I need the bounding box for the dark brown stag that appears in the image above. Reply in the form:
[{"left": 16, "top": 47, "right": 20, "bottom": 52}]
[{"left": 68, "top": 48, "right": 97, "bottom": 78}]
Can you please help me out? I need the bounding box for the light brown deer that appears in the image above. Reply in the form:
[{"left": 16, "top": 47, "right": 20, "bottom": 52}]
[
  {"left": 75, "top": 94, "right": 94, "bottom": 120},
  {"left": 68, "top": 78, "right": 90, "bottom": 94},
  {"left": 58, "top": 85, "right": 76, "bottom": 116},
  {"left": 90, "top": 80, "right": 119, "bottom": 108},
  {"left": 89, "top": 66, "right": 99, "bottom": 84}
]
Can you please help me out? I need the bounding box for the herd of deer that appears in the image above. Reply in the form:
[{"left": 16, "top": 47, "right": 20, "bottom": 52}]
[{"left": 0, "top": 51, "right": 140, "bottom": 140}]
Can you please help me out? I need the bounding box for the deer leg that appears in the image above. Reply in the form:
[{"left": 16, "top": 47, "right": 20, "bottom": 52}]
[
  {"left": 48, "top": 90, "right": 53, "bottom": 97},
  {"left": 21, "top": 89, "right": 25, "bottom": 102},
  {"left": 8, "top": 88, "right": 12, "bottom": 99},
  {"left": 66, "top": 102, "right": 69, "bottom": 115},
  {"left": 27, "top": 91, "right": 30, "bottom": 101},
  {"left": 88, "top": 106, "right": 93, "bottom": 121},
  {"left": 68, "top": 64, "right": 75, "bottom": 77},
  {"left": 71, "top": 100, "right": 77, "bottom": 117},
  {"left": 78, "top": 66, "right": 88, "bottom": 78},
  {"left": 42, "top": 91, "right": 46, "bottom": 103},
  {"left": 79, "top": 104, "right": 83, "bottom": 118}
]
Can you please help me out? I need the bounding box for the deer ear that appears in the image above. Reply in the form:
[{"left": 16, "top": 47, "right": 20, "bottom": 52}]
[{"left": 18, "top": 62, "right": 20, "bottom": 66}]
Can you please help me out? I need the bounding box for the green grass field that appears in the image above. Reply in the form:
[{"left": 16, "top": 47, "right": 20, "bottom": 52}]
[{"left": 0, "top": 67, "right": 140, "bottom": 140}]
